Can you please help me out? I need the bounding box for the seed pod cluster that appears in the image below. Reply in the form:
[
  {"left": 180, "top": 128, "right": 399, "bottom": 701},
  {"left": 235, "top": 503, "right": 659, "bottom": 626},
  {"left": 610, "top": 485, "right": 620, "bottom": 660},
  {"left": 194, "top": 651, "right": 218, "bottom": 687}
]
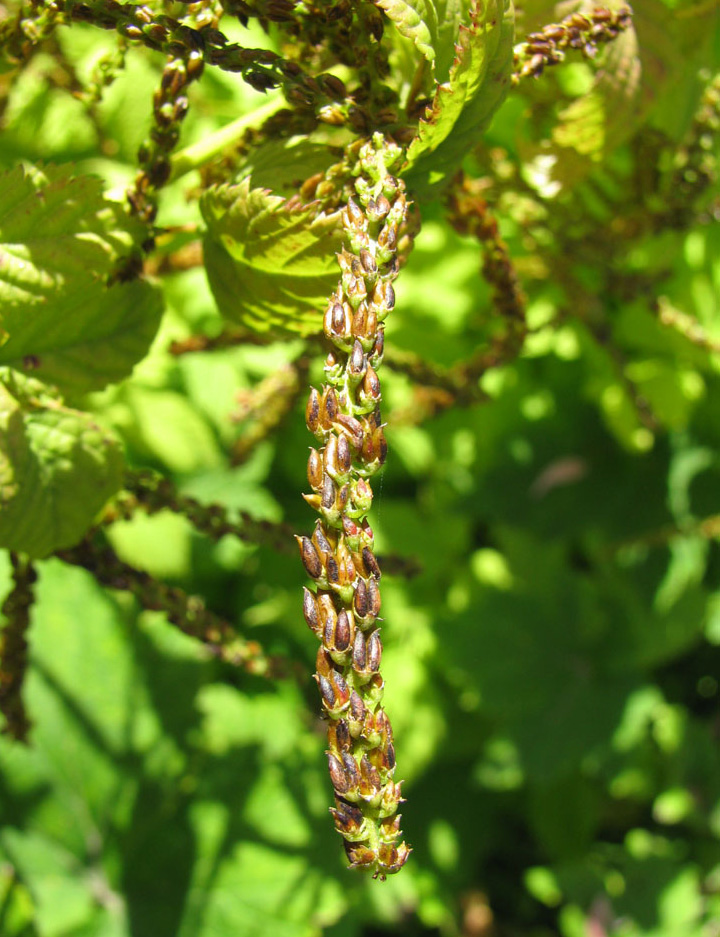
[
  {"left": 513, "top": 5, "right": 633, "bottom": 82},
  {"left": 298, "top": 133, "right": 410, "bottom": 878}
]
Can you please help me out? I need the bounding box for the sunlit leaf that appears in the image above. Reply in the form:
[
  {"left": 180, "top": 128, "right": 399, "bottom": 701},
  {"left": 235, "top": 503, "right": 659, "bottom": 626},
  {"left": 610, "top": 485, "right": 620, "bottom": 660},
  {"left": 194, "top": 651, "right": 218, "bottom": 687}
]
[
  {"left": 0, "top": 369, "right": 123, "bottom": 557},
  {"left": 404, "top": 0, "right": 515, "bottom": 196},
  {"left": 0, "top": 164, "right": 163, "bottom": 394},
  {"left": 201, "top": 179, "right": 343, "bottom": 337}
]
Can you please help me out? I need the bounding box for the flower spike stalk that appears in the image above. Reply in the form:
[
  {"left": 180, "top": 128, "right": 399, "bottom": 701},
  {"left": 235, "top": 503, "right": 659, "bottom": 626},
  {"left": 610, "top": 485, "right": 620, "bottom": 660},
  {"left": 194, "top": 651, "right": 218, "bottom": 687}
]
[{"left": 298, "top": 133, "right": 410, "bottom": 878}]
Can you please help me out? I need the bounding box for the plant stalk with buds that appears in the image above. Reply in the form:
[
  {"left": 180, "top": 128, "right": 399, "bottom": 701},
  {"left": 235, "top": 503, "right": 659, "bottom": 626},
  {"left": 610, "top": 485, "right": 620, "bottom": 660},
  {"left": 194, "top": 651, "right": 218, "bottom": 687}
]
[{"left": 297, "top": 133, "right": 411, "bottom": 878}]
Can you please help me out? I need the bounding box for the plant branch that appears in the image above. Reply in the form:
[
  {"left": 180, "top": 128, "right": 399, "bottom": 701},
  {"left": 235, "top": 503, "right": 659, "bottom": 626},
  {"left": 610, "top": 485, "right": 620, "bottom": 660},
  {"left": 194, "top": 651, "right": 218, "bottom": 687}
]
[
  {"left": 0, "top": 553, "right": 37, "bottom": 743},
  {"left": 56, "top": 534, "right": 282, "bottom": 676}
]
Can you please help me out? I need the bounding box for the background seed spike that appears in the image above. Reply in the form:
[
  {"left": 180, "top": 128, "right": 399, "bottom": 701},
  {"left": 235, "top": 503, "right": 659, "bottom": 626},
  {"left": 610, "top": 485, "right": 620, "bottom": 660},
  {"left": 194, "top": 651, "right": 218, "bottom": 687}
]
[{"left": 298, "top": 135, "right": 410, "bottom": 877}]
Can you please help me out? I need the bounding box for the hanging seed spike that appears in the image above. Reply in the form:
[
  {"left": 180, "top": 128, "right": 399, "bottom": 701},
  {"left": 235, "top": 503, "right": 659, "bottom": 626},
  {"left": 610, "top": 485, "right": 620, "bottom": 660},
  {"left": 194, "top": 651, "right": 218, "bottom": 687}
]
[{"left": 300, "top": 136, "right": 410, "bottom": 878}]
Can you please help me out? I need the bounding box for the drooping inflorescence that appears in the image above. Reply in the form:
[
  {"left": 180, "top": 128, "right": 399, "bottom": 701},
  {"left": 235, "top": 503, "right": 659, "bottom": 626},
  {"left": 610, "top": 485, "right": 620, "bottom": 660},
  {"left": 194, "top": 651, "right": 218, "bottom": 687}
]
[{"left": 297, "top": 133, "right": 411, "bottom": 878}]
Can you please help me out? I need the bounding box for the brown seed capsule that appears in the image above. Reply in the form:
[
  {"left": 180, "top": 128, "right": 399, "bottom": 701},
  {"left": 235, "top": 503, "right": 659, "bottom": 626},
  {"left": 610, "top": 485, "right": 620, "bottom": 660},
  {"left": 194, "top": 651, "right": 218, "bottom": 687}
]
[
  {"left": 321, "top": 473, "right": 336, "bottom": 510},
  {"left": 323, "top": 387, "right": 339, "bottom": 422},
  {"left": 345, "top": 196, "right": 364, "bottom": 227},
  {"left": 328, "top": 719, "right": 351, "bottom": 752},
  {"left": 307, "top": 448, "right": 323, "bottom": 489},
  {"left": 297, "top": 536, "right": 322, "bottom": 579},
  {"left": 362, "top": 547, "right": 381, "bottom": 580},
  {"left": 359, "top": 754, "right": 381, "bottom": 795},
  {"left": 375, "top": 195, "right": 391, "bottom": 218},
  {"left": 335, "top": 413, "right": 364, "bottom": 450},
  {"left": 379, "top": 813, "right": 401, "bottom": 840},
  {"left": 337, "top": 433, "right": 352, "bottom": 473},
  {"left": 323, "top": 435, "right": 340, "bottom": 480},
  {"left": 367, "top": 630, "right": 382, "bottom": 671},
  {"left": 326, "top": 554, "right": 340, "bottom": 583},
  {"left": 306, "top": 388, "right": 321, "bottom": 433},
  {"left": 312, "top": 519, "right": 333, "bottom": 558},
  {"left": 351, "top": 303, "right": 368, "bottom": 338},
  {"left": 331, "top": 668, "right": 350, "bottom": 705},
  {"left": 341, "top": 752, "right": 361, "bottom": 789},
  {"left": 317, "top": 674, "right": 336, "bottom": 709},
  {"left": 318, "top": 72, "right": 347, "bottom": 98},
  {"left": 367, "top": 577, "right": 382, "bottom": 617},
  {"left": 359, "top": 248, "right": 377, "bottom": 274},
  {"left": 331, "top": 798, "right": 364, "bottom": 835},
  {"left": 349, "top": 690, "right": 365, "bottom": 724},
  {"left": 328, "top": 753, "right": 349, "bottom": 793},
  {"left": 364, "top": 304, "right": 378, "bottom": 338},
  {"left": 344, "top": 841, "right": 376, "bottom": 868},
  {"left": 349, "top": 339, "right": 366, "bottom": 377},
  {"left": 377, "top": 223, "right": 397, "bottom": 252},
  {"left": 302, "top": 587, "right": 320, "bottom": 636},
  {"left": 363, "top": 367, "right": 381, "bottom": 400},
  {"left": 316, "top": 646, "right": 334, "bottom": 678},
  {"left": 346, "top": 275, "right": 367, "bottom": 308},
  {"left": 337, "top": 483, "right": 350, "bottom": 512},
  {"left": 335, "top": 609, "right": 352, "bottom": 651},
  {"left": 354, "top": 579, "right": 368, "bottom": 618},
  {"left": 352, "top": 629, "right": 368, "bottom": 671}
]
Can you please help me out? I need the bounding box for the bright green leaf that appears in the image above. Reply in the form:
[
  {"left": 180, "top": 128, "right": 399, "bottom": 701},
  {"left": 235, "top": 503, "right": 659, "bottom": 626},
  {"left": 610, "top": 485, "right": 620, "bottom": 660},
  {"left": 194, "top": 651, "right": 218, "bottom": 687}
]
[
  {"left": 403, "top": 0, "right": 515, "bottom": 196},
  {"left": 0, "top": 164, "right": 163, "bottom": 394},
  {"left": 0, "top": 369, "right": 123, "bottom": 558},
  {"left": 376, "top": 0, "right": 470, "bottom": 79},
  {"left": 201, "top": 178, "right": 343, "bottom": 337}
]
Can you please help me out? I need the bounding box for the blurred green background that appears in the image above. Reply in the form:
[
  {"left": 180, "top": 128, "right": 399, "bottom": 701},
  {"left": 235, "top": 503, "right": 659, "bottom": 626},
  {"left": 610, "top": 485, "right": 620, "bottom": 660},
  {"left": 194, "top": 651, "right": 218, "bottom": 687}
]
[{"left": 2, "top": 3, "right": 720, "bottom": 935}]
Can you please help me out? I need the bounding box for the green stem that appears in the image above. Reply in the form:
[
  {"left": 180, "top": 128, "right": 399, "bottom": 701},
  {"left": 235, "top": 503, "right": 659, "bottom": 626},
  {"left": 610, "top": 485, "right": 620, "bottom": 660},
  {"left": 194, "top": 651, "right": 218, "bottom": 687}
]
[{"left": 169, "top": 96, "right": 285, "bottom": 180}]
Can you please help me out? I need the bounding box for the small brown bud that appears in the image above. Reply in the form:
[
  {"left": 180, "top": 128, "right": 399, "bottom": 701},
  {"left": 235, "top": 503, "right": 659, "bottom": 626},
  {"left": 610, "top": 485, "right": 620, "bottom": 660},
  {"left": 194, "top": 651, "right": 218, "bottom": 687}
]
[{"left": 321, "top": 473, "right": 336, "bottom": 510}]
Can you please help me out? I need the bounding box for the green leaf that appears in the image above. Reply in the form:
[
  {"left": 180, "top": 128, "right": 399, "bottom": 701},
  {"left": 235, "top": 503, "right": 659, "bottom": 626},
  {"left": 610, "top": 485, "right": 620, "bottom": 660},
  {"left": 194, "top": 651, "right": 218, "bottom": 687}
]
[
  {"left": 0, "top": 164, "right": 163, "bottom": 394},
  {"left": 376, "top": 0, "right": 470, "bottom": 79},
  {"left": 0, "top": 369, "right": 123, "bottom": 558},
  {"left": 201, "top": 179, "right": 343, "bottom": 337},
  {"left": 403, "top": 0, "right": 515, "bottom": 196}
]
